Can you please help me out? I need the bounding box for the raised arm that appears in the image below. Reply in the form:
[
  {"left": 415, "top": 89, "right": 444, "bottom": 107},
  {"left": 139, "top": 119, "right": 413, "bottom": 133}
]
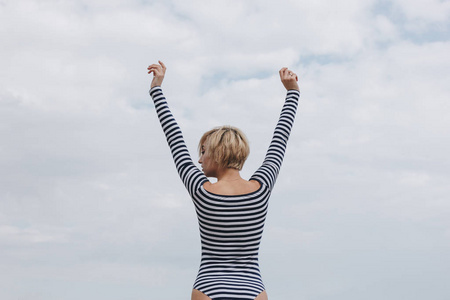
[
  {"left": 250, "top": 68, "right": 300, "bottom": 190},
  {"left": 148, "top": 62, "right": 207, "bottom": 196}
]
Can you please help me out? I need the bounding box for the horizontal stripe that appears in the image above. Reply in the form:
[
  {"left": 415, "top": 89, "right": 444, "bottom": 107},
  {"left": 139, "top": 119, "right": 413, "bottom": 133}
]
[{"left": 150, "top": 87, "right": 299, "bottom": 299}]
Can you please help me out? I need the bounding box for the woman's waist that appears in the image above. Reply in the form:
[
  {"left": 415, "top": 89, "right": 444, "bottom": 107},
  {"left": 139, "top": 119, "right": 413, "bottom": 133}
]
[
  {"left": 200, "top": 253, "right": 260, "bottom": 266},
  {"left": 198, "top": 256, "right": 261, "bottom": 275}
]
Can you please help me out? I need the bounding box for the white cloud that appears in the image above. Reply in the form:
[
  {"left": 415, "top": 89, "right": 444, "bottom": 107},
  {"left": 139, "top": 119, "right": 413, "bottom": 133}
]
[
  {"left": 1, "top": 0, "right": 450, "bottom": 299},
  {"left": 394, "top": 0, "right": 450, "bottom": 23},
  {"left": 0, "top": 225, "right": 67, "bottom": 244}
]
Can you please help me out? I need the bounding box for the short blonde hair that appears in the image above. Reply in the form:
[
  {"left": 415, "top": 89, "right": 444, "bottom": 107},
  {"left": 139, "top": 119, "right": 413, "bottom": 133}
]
[{"left": 198, "top": 126, "right": 250, "bottom": 170}]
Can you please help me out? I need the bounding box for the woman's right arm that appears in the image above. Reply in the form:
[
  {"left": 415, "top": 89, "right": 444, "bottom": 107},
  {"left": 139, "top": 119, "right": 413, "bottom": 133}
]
[{"left": 148, "top": 62, "right": 207, "bottom": 196}]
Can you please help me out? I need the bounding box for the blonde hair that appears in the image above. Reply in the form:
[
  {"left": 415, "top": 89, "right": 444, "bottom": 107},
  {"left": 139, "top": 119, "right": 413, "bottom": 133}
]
[{"left": 198, "top": 126, "right": 250, "bottom": 170}]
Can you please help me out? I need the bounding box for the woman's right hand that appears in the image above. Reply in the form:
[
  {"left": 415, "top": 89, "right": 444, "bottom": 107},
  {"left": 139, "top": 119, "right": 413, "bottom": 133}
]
[
  {"left": 279, "top": 67, "right": 299, "bottom": 91},
  {"left": 147, "top": 61, "right": 166, "bottom": 88}
]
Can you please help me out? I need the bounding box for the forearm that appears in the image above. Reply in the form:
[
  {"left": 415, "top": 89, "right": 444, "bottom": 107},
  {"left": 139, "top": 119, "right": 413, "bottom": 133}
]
[
  {"left": 150, "top": 87, "right": 193, "bottom": 171},
  {"left": 261, "top": 90, "right": 300, "bottom": 178}
]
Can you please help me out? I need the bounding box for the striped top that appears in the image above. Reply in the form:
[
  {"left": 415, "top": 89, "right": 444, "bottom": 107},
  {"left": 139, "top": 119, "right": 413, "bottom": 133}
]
[{"left": 150, "top": 87, "right": 300, "bottom": 300}]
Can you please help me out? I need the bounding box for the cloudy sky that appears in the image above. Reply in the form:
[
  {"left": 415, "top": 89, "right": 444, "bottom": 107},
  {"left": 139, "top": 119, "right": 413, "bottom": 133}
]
[{"left": 1, "top": 0, "right": 450, "bottom": 299}]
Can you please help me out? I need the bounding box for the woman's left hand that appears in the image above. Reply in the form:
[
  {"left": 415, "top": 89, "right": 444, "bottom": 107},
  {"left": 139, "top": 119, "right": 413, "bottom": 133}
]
[{"left": 147, "top": 61, "right": 166, "bottom": 88}]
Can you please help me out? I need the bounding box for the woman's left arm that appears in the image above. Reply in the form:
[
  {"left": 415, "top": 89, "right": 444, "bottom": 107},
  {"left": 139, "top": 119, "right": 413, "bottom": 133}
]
[{"left": 250, "top": 68, "right": 300, "bottom": 190}]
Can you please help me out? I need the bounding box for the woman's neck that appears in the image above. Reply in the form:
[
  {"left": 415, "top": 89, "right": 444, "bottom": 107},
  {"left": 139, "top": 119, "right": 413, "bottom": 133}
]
[{"left": 215, "top": 167, "right": 243, "bottom": 182}]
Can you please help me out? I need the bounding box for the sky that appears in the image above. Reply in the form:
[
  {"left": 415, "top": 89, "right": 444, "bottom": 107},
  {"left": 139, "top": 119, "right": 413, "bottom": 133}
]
[{"left": 1, "top": 0, "right": 450, "bottom": 299}]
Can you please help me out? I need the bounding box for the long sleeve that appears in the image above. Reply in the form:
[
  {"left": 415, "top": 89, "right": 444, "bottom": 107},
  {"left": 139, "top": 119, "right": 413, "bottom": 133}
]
[
  {"left": 150, "top": 86, "right": 208, "bottom": 196},
  {"left": 150, "top": 87, "right": 299, "bottom": 299},
  {"left": 250, "top": 89, "right": 300, "bottom": 190}
]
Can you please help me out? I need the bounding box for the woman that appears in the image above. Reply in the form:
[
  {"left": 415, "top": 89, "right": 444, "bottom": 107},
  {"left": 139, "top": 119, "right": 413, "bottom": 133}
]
[{"left": 148, "top": 61, "right": 300, "bottom": 300}]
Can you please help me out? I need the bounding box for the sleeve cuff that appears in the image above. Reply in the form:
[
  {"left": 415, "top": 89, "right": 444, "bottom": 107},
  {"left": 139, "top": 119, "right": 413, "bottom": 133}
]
[{"left": 149, "top": 86, "right": 162, "bottom": 96}]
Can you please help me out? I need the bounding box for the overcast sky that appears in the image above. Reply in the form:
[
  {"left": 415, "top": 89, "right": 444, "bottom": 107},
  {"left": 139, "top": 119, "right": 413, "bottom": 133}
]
[{"left": 1, "top": 0, "right": 450, "bottom": 299}]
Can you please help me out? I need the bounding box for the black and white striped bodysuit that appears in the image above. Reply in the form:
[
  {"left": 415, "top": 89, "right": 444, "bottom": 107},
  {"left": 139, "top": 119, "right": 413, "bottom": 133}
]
[{"left": 150, "top": 87, "right": 300, "bottom": 300}]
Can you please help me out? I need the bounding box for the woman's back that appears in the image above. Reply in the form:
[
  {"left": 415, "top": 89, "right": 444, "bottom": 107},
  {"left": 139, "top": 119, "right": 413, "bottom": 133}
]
[{"left": 193, "top": 178, "right": 270, "bottom": 299}]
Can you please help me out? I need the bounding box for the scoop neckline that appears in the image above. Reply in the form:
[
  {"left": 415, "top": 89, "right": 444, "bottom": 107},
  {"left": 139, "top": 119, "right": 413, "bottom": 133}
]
[{"left": 200, "top": 179, "right": 264, "bottom": 197}]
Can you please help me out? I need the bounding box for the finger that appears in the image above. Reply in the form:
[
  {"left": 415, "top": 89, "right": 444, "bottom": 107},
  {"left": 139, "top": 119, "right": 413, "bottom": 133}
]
[
  {"left": 148, "top": 67, "right": 162, "bottom": 75},
  {"left": 159, "top": 60, "right": 166, "bottom": 71},
  {"left": 148, "top": 64, "right": 162, "bottom": 70},
  {"left": 148, "top": 66, "right": 162, "bottom": 74},
  {"left": 284, "top": 68, "right": 292, "bottom": 78},
  {"left": 289, "top": 73, "right": 297, "bottom": 81},
  {"left": 287, "top": 70, "right": 296, "bottom": 79},
  {"left": 284, "top": 70, "right": 292, "bottom": 80},
  {"left": 279, "top": 67, "right": 288, "bottom": 79}
]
